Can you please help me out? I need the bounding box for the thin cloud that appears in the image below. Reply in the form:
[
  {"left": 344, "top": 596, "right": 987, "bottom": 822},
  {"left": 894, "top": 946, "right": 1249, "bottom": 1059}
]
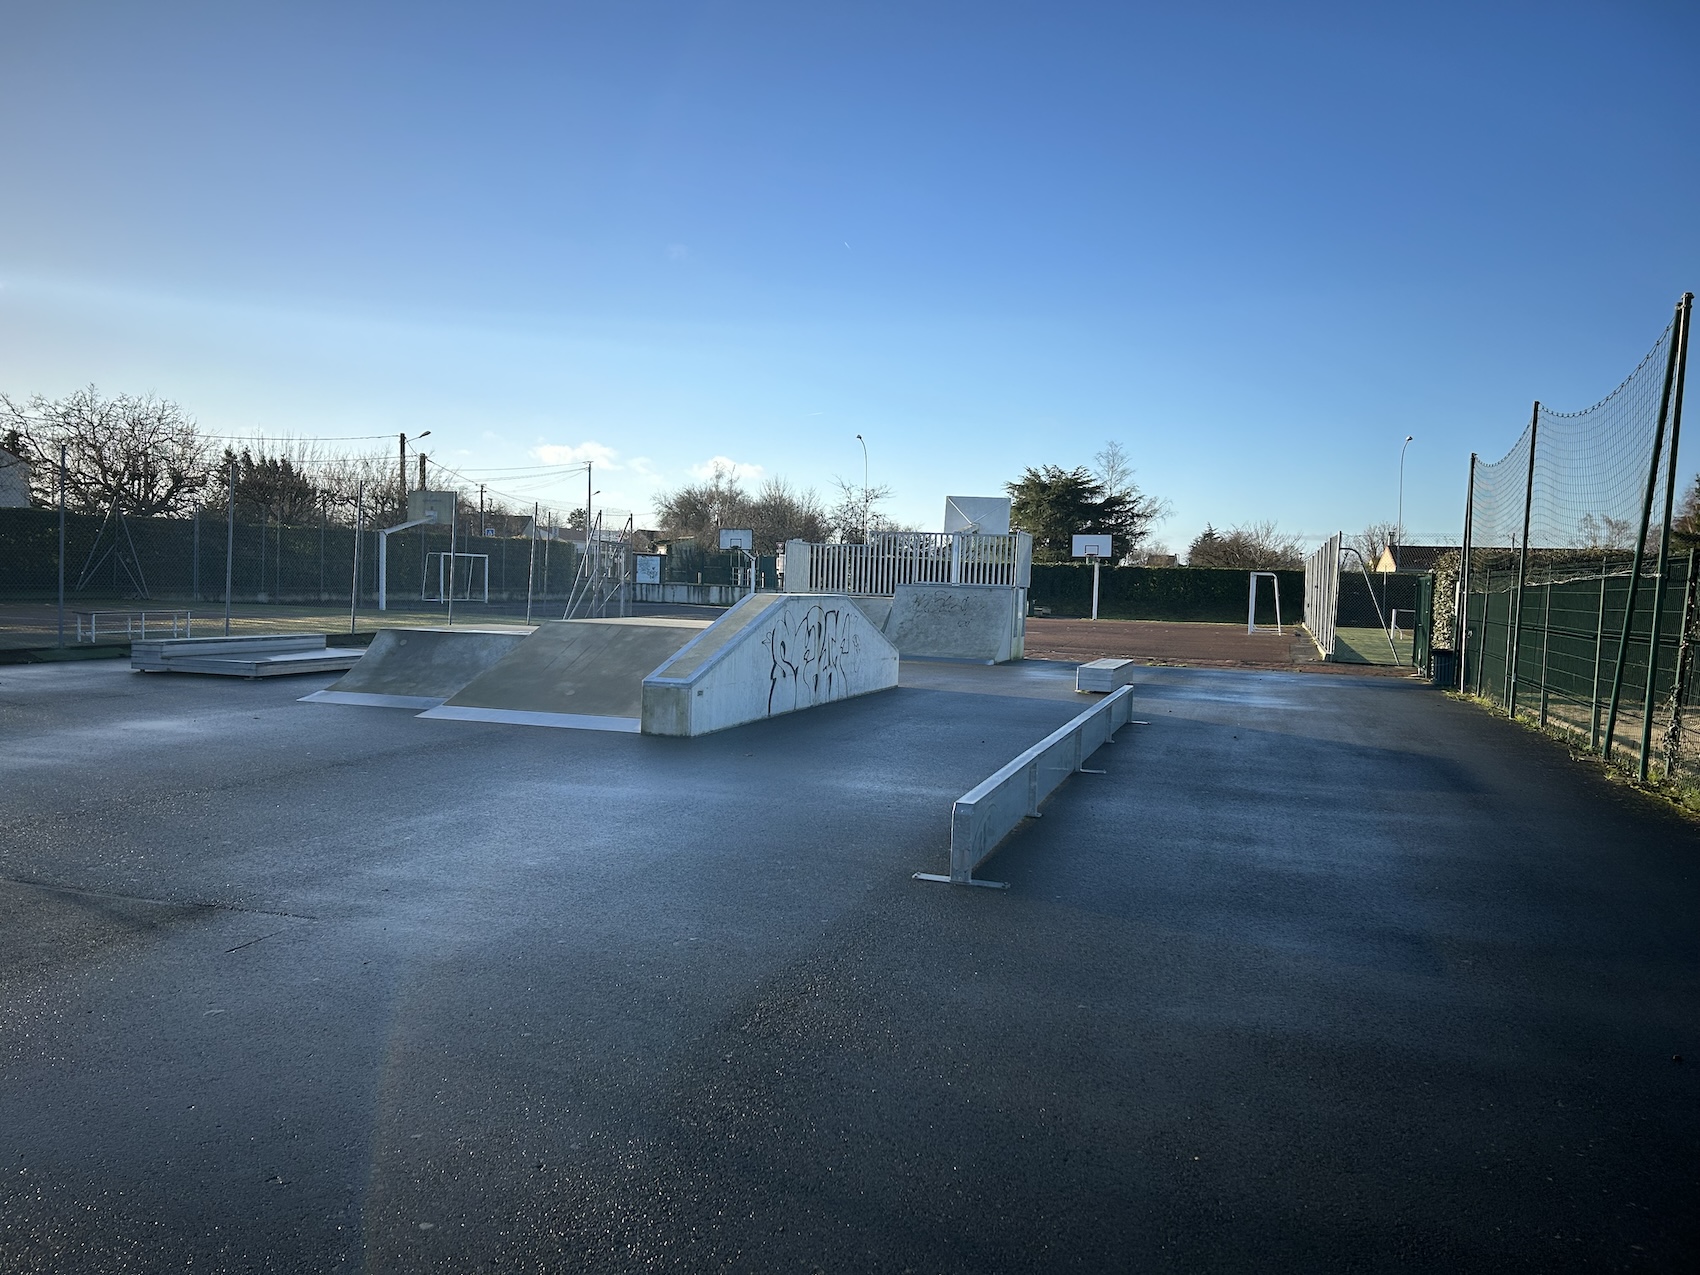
[{"left": 533, "top": 441, "right": 620, "bottom": 469}]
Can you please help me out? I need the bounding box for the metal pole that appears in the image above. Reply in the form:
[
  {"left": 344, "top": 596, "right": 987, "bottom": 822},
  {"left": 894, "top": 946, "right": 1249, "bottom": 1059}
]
[
  {"left": 479, "top": 483, "right": 485, "bottom": 536},
  {"left": 349, "top": 481, "right": 363, "bottom": 635},
  {"left": 1507, "top": 404, "right": 1539, "bottom": 716},
  {"left": 192, "top": 508, "right": 199, "bottom": 602},
  {"left": 585, "top": 464, "right": 592, "bottom": 569},
  {"left": 857, "top": 434, "right": 869, "bottom": 542},
  {"left": 56, "top": 445, "right": 66, "bottom": 647},
  {"left": 1538, "top": 577, "right": 1552, "bottom": 729},
  {"left": 1092, "top": 559, "right": 1100, "bottom": 621},
  {"left": 447, "top": 494, "right": 457, "bottom": 627},
  {"left": 526, "top": 502, "right": 538, "bottom": 625},
  {"left": 1637, "top": 295, "right": 1692, "bottom": 780},
  {"left": 1397, "top": 435, "right": 1413, "bottom": 570},
  {"left": 320, "top": 494, "right": 326, "bottom": 601},
  {"left": 1456, "top": 454, "right": 1476, "bottom": 691},
  {"left": 399, "top": 433, "right": 408, "bottom": 500},
  {"left": 1476, "top": 569, "right": 1490, "bottom": 697},
  {"left": 1590, "top": 554, "right": 1608, "bottom": 751},
  {"left": 1605, "top": 301, "right": 1685, "bottom": 762},
  {"left": 224, "top": 457, "right": 235, "bottom": 635}
]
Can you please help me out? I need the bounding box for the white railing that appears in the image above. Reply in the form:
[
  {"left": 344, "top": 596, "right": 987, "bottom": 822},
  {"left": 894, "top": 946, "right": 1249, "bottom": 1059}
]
[
  {"left": 785, "top": 531, "right": 1031, "bottom": 596},
  {"left": 75, "top": 610, "right": 193, "bottom": 642},
  {"left": 915, "top": 684, "right": 1137, "bottom": 887}
]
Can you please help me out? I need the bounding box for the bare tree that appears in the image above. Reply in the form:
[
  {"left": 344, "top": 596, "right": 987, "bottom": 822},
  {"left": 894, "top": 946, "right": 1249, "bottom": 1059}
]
[
  {"left": 1, "top": 386, "right": 212, "bottom": 515},
  {"left": 1188, "top": 520, "right": 1305, "bottom": 569},
  {"left": 1349, "top": 520, "right": 1404, "bottom": 566}
]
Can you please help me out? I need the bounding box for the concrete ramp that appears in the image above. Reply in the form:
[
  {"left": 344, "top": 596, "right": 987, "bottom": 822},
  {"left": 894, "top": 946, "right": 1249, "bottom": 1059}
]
[
  {"left": 419, "top": 617, "right": 710, "bottom": 731},
  {"left": 302, "top": 626, "right": 535, "bottom": 709},
  {"left": 883, "top": 583, "right": 1025, "bottom": 663},
  {"left": 642, "top": 594, "right": 898, "bottom": 737}
]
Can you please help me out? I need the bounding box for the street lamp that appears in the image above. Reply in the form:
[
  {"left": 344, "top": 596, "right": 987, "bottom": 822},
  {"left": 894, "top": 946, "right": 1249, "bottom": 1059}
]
[
  {"left": 1397, "top": 435, "right": 1414, "bottom": 569},
  {"left": 854, "top": 434, "right": 869, "bottom": 542}
]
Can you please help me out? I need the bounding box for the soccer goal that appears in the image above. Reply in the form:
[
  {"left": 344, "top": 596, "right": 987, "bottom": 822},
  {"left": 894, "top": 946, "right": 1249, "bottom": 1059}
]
[
  {"left": 424, "top": 552, "right": 490, "bottom": 603},
  {"left": 1247, "top": 571, "right": 1283, "bottom": 635}
]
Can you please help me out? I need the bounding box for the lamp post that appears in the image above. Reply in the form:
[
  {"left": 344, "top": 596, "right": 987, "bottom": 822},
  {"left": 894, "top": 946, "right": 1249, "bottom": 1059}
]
[
  {"left": 1397, "top": 435, "right": 1414, "bottom": 569},
  {"left": 854, "top": 434, "right": 869, "bottom": 542}
]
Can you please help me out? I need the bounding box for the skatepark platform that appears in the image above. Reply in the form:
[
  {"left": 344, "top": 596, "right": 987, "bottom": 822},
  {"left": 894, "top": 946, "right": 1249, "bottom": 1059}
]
[{"left": 132, "top": 633, "right": 362, "bottom": 678}]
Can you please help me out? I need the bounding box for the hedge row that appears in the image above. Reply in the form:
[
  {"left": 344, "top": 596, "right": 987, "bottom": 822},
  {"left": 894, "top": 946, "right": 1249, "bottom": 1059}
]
[{"left": 1027, "top": 564, "right": 1307, "bottom": 623}]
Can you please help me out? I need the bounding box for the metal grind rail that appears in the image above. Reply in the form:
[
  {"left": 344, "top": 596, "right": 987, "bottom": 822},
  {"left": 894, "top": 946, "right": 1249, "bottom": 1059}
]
[{"left": 916, "top": 683, "right": 1139, "bottom": 888}]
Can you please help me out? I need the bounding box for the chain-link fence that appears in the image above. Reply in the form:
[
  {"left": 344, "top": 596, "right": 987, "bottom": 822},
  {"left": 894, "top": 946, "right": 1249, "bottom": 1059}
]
[{"left": 1457, "top": 294, "right": 1694, "bottom": 785}]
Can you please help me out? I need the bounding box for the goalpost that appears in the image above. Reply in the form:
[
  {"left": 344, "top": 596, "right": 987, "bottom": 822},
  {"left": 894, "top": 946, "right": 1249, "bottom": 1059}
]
[
  {"left": 1247, "top": 571, "right": 1283, "bottom": 634},
  {"left": 424, "top": 552, "right": 489, "bottom": 603}
]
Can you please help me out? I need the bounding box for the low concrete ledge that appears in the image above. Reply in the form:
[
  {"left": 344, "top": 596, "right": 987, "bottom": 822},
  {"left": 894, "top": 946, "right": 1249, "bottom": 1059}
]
[{"left": 641, "top": 593, "right": 898, "bottom": 736}]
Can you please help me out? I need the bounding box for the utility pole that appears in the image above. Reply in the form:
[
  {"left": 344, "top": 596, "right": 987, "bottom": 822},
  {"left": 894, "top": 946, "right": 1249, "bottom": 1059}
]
[{"left": 480, "top": 483, "right": 486, "bottom": 536}]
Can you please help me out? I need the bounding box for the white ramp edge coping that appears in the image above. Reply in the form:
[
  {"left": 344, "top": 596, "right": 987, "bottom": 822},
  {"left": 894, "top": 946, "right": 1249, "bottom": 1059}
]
[
  {"left": 414, "top": 705, "right": 641, "bottom": 733},
  {"left": 915, "top": 683, "right": 1140, "bottom": 889},
  {"left": 299, "top": 690, "right": 448, "bottom": 711}
]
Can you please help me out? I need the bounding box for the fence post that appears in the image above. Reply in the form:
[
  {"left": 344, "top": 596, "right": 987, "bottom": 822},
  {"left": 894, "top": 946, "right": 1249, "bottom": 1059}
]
[
  {"left": 1536, "top": 578, "right": 1552, "bottom": 728},
  {"left": 1507, "top": 406, "right": 1539, "bottom": 717},
  {"left": 1590, "top": 554, "right": 1608, "bottom": 750},
  {"left": 1456, "top": 454, "right": 1476, "bottom": 690},
  {"left": 1605, "top": 299, "right": 1685, "bottom": 762},
  {"left": 1637, "top": 293, "right": 1691, "bottom": 782},
  {"left": 349, "top": 481, "right": 364, "bottom": 635},
  {"left": 224, "top": 458, "right": 235, "bottom": 636}
]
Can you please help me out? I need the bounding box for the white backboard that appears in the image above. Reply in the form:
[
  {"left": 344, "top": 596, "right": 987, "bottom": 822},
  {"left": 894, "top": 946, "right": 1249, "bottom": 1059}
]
[
  {"left": 635, "top": 554, "right": 662, "bottom": 585},
  {"left": 943, "top": 496, "right": 1011, "bottom": 535},
  {"left": 1073, "top": 534, "right": 1113, "bottom": 559},
  {"left": 719, "top": 528, "right": 754, "bottom": 552},
  {"left": 406, "top": 489, "right": 457, "bottom": 525}
]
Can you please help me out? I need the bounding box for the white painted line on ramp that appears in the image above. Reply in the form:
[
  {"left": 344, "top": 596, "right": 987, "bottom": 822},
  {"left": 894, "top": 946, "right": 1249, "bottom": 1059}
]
[
  {"left": 299, "top": 691, "right": 448, "bottom": 710},
  {"left": 413, "top": 705, "right": 641, "bottom": 733}
]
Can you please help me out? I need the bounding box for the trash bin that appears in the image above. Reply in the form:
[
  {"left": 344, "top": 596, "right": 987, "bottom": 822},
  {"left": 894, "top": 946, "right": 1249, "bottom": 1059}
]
[{"left": 1429, "top": 649, "right": 1456, "bottom": 688}]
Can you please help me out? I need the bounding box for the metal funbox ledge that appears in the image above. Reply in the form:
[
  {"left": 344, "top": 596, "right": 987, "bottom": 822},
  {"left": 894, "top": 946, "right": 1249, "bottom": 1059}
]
[{"left": 132, "top": 634, "right": 363, "bottom": 679}]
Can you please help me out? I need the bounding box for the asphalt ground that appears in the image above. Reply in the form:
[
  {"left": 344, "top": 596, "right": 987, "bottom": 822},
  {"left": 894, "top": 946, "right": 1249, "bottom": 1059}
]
[{"left": 0, "top": 658, "right": 1695, "bottom": 1272}]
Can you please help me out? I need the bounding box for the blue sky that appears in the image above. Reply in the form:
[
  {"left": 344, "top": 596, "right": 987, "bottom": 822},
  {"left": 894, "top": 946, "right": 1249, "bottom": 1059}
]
[{"left": 1, "top": 0, "right": 1695, "bottom": 550}]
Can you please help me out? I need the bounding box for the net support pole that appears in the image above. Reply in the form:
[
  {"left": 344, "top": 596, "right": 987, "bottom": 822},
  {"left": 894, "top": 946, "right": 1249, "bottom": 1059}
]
[
  {"left": 1507, "top": 405, "right": 1539, "bottom": 717},
  {"left": 1456, "top": 454, "right": 1476, "bottom": 691},
  {"left": 1590, "top": 554, "right": 1608, "bottom": 751},
  {"left": 1636, "top": 292, "right": 1692, "bottom": 781},
  {"left": 1538, "top": 579, "right": 1552, "bottom": 729},
  {"left": 1604, "top": 302, "right": 1684, "bottom": 762}
]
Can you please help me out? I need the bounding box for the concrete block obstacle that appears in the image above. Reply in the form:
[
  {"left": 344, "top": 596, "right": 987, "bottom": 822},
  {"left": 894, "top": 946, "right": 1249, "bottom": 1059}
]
[
  {"left": 916, "top": 683, "right": 1138, "bottom": 887},
  {"left": 1076, "top": 657, "right": 1136, "bottom": 693},
  {"left": 132, "top": 633, "right": 362, "bottom": 679},
  {"left": 419, "top": 617, "right": 710, "bottom": 732},
  {"left": 861, "top": 583, "right": 1025, "bottom": 664},
  {"left": 301, "top": 625, "right": 535, "bottom": 710},
  {"left": 642, "top": 593, "right": 898, "bottom": 737}
]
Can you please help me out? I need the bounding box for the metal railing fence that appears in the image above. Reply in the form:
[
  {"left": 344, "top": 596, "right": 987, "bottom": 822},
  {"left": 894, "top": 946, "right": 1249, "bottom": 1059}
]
[{"left": 784, "top": 531, "right": 1032, "bottom": 596}]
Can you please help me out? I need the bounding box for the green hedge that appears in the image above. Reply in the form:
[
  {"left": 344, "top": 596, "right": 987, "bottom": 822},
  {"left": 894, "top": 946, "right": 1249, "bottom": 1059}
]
[{"left": 1027, "top": 564, "right": 1306, "bottom": 623}]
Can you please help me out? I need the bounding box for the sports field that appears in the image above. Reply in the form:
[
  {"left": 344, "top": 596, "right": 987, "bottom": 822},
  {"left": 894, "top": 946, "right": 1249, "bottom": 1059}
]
[{"left": 1, "top": 656, "right": 1694, "bottom": 1270}]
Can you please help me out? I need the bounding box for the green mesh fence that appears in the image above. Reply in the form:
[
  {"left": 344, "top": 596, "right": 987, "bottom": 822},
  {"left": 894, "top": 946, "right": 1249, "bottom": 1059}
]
[{"left": 1459, "top": 295, "right": 1694, "bottom": 783}]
